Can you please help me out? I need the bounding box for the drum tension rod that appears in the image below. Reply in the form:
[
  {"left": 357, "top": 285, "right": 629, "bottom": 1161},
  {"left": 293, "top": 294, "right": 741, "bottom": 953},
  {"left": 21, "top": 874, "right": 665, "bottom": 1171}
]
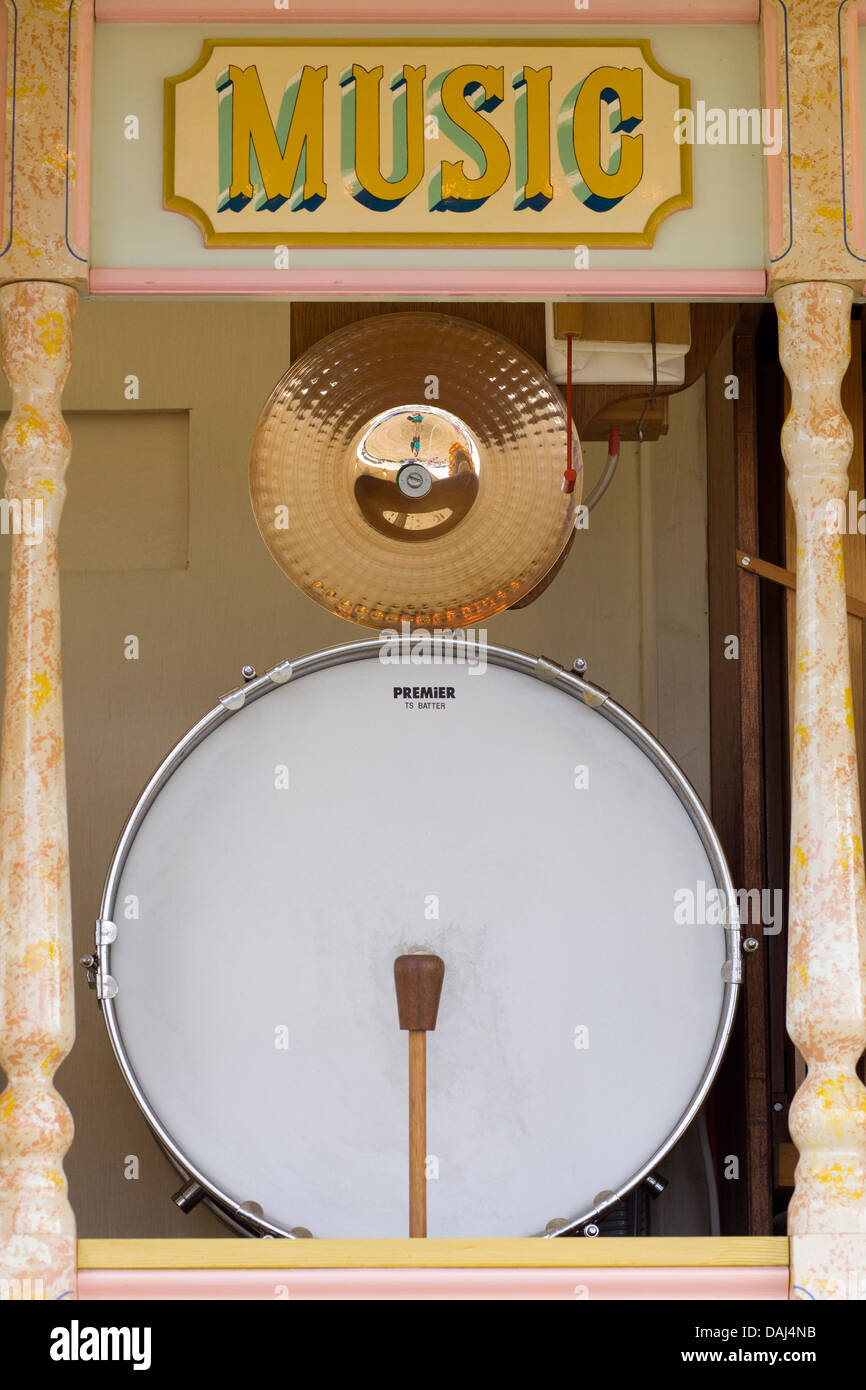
[
  {"left": 81, "top": 919, "right": 118, "bottom": 999},
  {"left": 533, "top": 653, "right": 610, "bottom": 709},
  {"left": 571, "top": 655, "right": 608, "bottom": 707}
]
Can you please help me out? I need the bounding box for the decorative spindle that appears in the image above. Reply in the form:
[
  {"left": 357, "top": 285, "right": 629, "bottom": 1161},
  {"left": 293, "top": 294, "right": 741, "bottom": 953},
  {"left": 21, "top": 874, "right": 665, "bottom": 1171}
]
[
  {"left": 0, "top": 282, "right": 77, "bottom": 1301},
  {"left": 778, "top": 280, "right": 866, "bottom": 1300}
]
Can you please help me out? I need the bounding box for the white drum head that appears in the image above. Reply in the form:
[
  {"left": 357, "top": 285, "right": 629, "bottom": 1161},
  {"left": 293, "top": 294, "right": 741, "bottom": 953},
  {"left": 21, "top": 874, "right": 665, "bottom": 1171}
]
[{"left": 100, "top": 641, "right": 737, "bottom": 1237}]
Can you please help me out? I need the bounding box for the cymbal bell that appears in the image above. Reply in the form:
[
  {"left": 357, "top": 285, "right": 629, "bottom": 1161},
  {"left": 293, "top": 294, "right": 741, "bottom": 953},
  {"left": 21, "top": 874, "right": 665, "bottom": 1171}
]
[{"left": 249, "top": 312, "right": 582, "bottom": 630}]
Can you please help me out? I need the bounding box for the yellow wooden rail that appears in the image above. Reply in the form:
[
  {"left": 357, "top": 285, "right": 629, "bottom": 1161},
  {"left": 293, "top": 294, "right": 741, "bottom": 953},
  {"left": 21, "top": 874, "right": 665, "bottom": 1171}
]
[{"left": 78, "top": 1237, "right": 788, "bottom": 1270}]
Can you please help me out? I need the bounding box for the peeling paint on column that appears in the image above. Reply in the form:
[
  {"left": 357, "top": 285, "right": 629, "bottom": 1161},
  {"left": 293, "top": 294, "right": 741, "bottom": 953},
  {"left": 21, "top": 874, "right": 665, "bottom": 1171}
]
[
  {"left": 778, "top": 280, "right": 866, "bottom": 1300},
  {"left": 0, "top": 281, "right": 77, "bottom": 1302}
]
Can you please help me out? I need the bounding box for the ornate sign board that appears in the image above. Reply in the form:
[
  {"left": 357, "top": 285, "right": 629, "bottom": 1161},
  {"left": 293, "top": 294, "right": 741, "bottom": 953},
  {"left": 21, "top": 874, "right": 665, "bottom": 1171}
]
[{"left": 164, "top": 39, "right": 692, "bottom": 249}]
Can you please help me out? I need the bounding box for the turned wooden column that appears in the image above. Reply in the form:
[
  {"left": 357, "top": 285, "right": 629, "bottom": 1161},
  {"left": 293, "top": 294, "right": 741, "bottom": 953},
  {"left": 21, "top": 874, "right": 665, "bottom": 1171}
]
[
  {"left": 0, "top": 0, "right": 92, "bottom": 1302},
  {"left": 763, "top": 0, "right": 866, "bottom": 1299},
  {"left": 0, "top": 283, "right": 77, "bottom": 1301},
  {"left": 777, "top": 281, "right": 866, "bottom": 1299}
]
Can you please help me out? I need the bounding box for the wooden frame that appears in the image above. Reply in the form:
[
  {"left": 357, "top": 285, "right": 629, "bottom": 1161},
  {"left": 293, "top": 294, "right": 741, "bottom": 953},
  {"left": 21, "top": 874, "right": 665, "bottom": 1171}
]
[
  {"left": 77, "top": 1237, "right": 787, "bottom": 1268},
  {"left": 706, "top": 310, "right": 775, "bottom": 1236}
]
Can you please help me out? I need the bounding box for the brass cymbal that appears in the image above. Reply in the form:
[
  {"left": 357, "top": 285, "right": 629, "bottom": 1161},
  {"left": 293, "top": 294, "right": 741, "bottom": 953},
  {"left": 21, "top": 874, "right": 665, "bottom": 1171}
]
[{"left": 249, "top": 312, "right": 582, "bottom": 630}]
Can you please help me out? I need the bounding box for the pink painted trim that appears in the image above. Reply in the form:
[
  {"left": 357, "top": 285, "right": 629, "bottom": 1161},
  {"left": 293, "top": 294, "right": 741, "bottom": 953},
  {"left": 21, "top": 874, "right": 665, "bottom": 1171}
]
[
  {"left": 762, "top": 1, "right": 784, "bottom": 263},
  {"left": 95, "top": 0, "right": 760, "bottom": 22},
  {"left": 74, "top": 3, "right": 93, "bottom": 262},
  {"left": 845, "top": 1, "right": 864, "bottom": 256},
  {"left": 89, "top": 267, "right": 767, "bottom": 299},
  {"left": 78, "top": 1266, "right": 788, "bottom": 1300}
]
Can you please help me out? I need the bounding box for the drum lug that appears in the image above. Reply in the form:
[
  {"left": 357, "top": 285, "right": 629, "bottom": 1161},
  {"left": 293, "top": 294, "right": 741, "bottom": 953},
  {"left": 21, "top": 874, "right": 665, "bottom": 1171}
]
[
  {"left": 82, "top": 919, "right": 119, "bottom": 1000},
  {"left": 219, "top": 684, "right": 247, "bottom": 712},
  {"left": 172, "top": 1179, "right": 206, "bottom": 1213},
  {"left": 80, "top": 955, "right": 117, "bottom": 1000},
  {"left": 220, "top": 661, "right": 292, "bottom": 711},
  {"left": 572, "top": 655, "right": 610, "bottom": 706},
  {"left": 95, "top": 917, "right": 117, "bottom": 947},
  {"left": 534, "top": 655, "right": 563, "bottom": 684},
  {"left": 266, "top": 659, "right": 293, "bottom": 686},
  {"left": 536, "top": 653, "right": 609, "bottom": 709},
  {"left": 578, "top": 680, "right": 609, "bottom": 709}
]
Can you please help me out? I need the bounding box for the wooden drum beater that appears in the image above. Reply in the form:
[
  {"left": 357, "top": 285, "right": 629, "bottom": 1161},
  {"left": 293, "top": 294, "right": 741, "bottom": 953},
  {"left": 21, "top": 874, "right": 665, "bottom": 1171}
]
[{"left": 394, "top": 952, "right": 445, "bottom": 1238}]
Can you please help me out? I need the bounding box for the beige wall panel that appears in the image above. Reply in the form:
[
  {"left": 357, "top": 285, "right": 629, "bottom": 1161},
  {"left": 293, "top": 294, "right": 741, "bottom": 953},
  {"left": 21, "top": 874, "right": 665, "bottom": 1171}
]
[
  {"left": 0, "top": 301, "right": 708, "bottom": 1237},
  {"left": 0, "top": 412, "right": 189, "bottom": 573},
  {"left": 651, "top": 376, "right": 711, "bottom": 806}
]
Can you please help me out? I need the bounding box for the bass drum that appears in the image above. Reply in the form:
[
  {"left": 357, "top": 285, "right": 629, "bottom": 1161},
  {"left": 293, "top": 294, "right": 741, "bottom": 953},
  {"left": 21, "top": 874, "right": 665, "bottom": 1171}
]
[{"left": 96, "top": 638, "right": 739, "bottom": 1238}]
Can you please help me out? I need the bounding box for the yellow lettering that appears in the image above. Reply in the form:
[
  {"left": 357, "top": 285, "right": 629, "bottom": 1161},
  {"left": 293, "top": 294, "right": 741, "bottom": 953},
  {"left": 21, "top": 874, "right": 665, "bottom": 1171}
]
[
  {"left": 567, "top": 66, "right": 643, "bottom": 210},
  {"left": 513, "top": 66, "right": 553, "bottom": 210},
  {"left": 341, "top": 64, "right": 426, "bottom": 209},
  {"left": 217, "top": 63, "right": 326, "bottom": 211},
  {"left": 431, "top": 65, "right": 510, "bottom": 210}
]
